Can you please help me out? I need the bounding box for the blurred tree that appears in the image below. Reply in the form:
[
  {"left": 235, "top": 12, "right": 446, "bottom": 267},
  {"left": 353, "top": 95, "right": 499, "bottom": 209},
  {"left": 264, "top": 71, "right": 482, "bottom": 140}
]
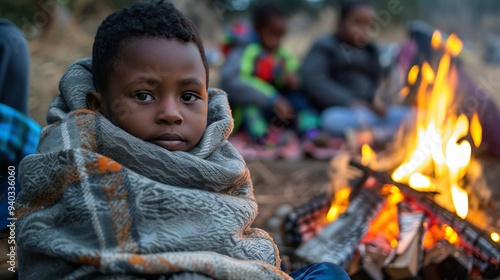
[
  {"left": 0, "top": 0, "right": 39, "bottom": 27},
  {"left": 0, "top": 0, "right": 133, "bottom": 39},
  {"left": 1, "top": 0, "right": 496, "bottom": 40}
]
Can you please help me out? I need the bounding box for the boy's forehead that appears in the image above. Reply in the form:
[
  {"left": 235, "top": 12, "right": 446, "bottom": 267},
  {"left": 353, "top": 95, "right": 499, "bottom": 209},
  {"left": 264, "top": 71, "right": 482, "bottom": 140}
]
[
  {"left": 114, "top": 38, "right": 203, "bottom": 70},
  {"left": 110, "top": 38, "right": 206, "bottom": 85}
]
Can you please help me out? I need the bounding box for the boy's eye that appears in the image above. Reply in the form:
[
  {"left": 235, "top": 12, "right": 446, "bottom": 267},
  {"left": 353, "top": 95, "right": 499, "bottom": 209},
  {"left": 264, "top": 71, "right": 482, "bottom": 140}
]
[
  {"left": 134, "top": 92, "right": 154, "bottom": 101},
  {"left": 180, "top": 93, "right": 198, "bottom": 102}
]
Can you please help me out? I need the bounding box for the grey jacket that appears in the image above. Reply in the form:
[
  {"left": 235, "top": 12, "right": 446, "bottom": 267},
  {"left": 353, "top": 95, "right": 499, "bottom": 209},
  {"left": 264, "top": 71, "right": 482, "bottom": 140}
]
[{"left": 300, "top": 35, "right": 382, "bottom": 110}]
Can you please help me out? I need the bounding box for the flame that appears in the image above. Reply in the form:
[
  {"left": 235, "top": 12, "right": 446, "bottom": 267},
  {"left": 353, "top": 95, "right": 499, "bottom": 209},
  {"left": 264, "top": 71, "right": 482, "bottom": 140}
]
[
  {"left": 326, "top": 187, "right": 351, "bottom": 222},
  {"left": 408, "top": 65, "right": 419, "bottom": 85},
  {"left": 491, "top": 232, "right": 500, "bottom": 243},
  {"left": 390, "top": 31, "right": 482, "bottom": 219},
  {"left": 470, "top": 112, "right": 482, "bottom": 148},
  {"left": 400, "top": 86, "right": 411, "bottom": 99},
  {"left": 444, "top": 225, "right": 460, "bottom": 244},
  {"left": 431, "top": 30, "right": 442, "bottom": 50},
  {"left": 451, "top": 185, "right": 468, "bottom": 219},
  {"left": 362, "top": 185, "right": 402, "bottom": 248},
  {"left": 361, "top": 144, "right": 376, "bottom": 167},
  {"left": 423, "top": 224, "right": 461, "bottom": 249},
  {"left": 445, "top": 33, "right": 463, "bottom": 56},
  {"left": 408, "top": 173, "right": 432, "bottom": 191}
]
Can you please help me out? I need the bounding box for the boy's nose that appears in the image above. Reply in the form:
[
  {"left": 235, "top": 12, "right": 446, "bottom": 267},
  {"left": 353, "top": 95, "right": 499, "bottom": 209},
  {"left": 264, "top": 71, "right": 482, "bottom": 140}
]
[{"left": 156, "top": 101, "right": 183, "bottom": 125}]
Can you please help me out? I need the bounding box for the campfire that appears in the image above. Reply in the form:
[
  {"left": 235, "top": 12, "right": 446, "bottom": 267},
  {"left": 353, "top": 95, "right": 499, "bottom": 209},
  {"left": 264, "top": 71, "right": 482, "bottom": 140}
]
[{"left": 282, "top": 31, "right": 500, "bottom": 279}]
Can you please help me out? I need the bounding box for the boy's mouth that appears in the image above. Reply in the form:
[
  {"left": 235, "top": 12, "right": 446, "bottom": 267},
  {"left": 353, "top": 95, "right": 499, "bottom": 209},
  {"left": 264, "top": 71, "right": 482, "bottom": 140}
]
[{"left": 149, "top": 133, "right": 186, "bottom": 151}]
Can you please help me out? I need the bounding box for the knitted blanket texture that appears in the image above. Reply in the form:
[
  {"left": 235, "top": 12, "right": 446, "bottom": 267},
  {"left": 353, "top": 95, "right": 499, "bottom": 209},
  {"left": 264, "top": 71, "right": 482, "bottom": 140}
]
[{"left": 17, "top": 58, "right": 290, "bottom": 280}]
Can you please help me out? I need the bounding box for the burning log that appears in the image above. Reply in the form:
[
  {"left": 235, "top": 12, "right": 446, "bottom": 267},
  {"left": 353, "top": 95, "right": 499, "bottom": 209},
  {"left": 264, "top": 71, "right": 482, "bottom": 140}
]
[
  {"left": 349, "top": 160, "right": 500, "bottom": 278},
  {"left": 351, "top": 235, "right": 394, "bottom": 280},
  {"left": 349, "top": 200, "right": 400, "bottom": 280},
  {"left": 282, "top": 162, "right": 372, "bottom": 248},
  {"left": 281, "top": 156, "right": 499, "bottom": 278},
  {"left": 282, "top": 194, "right": 332, "bottom": 247},
  {"left": 383, "top": 209, "right": 426, "bottom": 279},
  {"left": 295, "top": 187, "right": 386, "bottom": 268}
]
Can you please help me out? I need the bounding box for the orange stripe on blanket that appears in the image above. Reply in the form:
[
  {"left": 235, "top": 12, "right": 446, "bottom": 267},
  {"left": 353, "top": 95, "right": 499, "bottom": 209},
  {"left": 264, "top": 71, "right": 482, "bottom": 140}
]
[
  {"left": 97, "top": 156, "right": 122, "bottom": 173},
  {"left": 75, "top": 253, "right": 101, "bottom": 267},
  {"left": 128, "top": 255, "right": 148, "bottom": 266},
  {"left": 73, "top": 109, "right": 96, "bottom": 115},
  {"left": 127, "top": 255, "right": 181, "bottom": 271}
]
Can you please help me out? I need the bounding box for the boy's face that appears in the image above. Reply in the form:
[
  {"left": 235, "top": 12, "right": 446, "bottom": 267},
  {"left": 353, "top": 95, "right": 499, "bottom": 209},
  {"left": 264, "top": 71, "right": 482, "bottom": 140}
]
[
  {"left": 88, "top": 38, "right": 208, "bottom": 152},
  {"left": 340, "top": 5, "right": 375, "bottom": 47},
  {"left": 256, "top": 16, "right": 287, "bottom": 52}
]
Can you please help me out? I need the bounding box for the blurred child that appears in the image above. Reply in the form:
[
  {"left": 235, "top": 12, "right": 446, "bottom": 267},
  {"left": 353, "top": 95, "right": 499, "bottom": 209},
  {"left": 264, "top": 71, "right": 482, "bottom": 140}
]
[
  {"left": 16, "top": 2, "right": 350, "bottom": 279},
  {"left": 301, "top": 0, "right": 409, "bottom": 150},
  {"left": 221, "top": 3, "right": 327, "bottom": 160}
]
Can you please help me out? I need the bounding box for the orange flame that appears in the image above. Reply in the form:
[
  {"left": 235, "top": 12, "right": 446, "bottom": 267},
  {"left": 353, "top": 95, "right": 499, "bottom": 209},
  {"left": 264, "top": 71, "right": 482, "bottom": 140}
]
[
  {"left": 491, "top": 232, "right": 500, "bottom": 243},
  {"left": 390, "top": 31, "right": 481, "bottom": 219},
  {"left": 470, "top": 112, "right": 482, "bottom": 148},
  {"left": 362, "top": 185, "right": 402, "bottom": 248},
  {"left": 408, "top": 65, "right": 420, "bottom": 85},
  {"left": 408, "top": 173, "right": 432, "bottom": 191},
  {"left": 361, "top": 144, "right": 376, "bottom": 167},
  {"left": 423, "top": 224, "right": 461, "bottom": 249},
  {"left": 431, "top": 31, "right": 442, "bottom": 50},
  {"left": 326, "top": 187, "right": 351, "bottom": 222}
]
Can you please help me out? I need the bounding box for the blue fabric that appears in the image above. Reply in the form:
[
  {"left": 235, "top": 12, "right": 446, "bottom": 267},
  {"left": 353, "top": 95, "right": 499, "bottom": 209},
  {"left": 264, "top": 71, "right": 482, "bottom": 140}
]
[
  {"left": 0, "top": 103, "right": 41, "bottom": 163},
  {"left": 0, "top": 104, "right": 41, "bottom": 230},
  {"left": 290, "top": 262, "right": 351, "bottom": 280},
  {"left": 320, "top": 105, "right": 410, "bottom": 137}
]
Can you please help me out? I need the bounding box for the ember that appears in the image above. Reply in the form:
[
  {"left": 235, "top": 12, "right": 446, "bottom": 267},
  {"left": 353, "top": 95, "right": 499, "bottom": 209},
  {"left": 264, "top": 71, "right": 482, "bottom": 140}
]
[{"left": 284, "top": 161, "right": 500, "bottom": 279}]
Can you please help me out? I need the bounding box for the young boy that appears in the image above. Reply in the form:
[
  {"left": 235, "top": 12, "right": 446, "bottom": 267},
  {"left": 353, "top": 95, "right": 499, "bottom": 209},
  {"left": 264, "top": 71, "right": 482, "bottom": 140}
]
[
  {"left": 16, "top": 1, "right": 349, "bottom": 279},
  {"left": 301, "top": 0, "right": 409, "bottom": 149},
  {"left": 220, "top": 3, "right": 325, "bottom": 160}
]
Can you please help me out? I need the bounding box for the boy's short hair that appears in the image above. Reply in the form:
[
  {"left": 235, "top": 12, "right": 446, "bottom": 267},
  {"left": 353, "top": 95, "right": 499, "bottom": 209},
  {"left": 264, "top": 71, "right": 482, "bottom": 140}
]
[
  {"left": 252, "top": 2, "right": 287, "bottom": 29},
  {"left": 339, "top": 0, "right": 372, "bottom": 23},
  {"left": 92, "top": 0, "right": 209, "bottom": 93}
]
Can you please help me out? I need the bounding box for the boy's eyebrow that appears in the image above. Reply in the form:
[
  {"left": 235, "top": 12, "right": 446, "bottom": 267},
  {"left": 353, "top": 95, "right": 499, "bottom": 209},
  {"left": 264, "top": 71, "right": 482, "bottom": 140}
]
[
  {"left": 177, "top": 77, "right": 205, "bottom": 88},
  {"left": 127, "top": 76, "right": 160, "bottom": 87},
  {"left": 126, "top": 76, "right": 205, "bottom": 88}
]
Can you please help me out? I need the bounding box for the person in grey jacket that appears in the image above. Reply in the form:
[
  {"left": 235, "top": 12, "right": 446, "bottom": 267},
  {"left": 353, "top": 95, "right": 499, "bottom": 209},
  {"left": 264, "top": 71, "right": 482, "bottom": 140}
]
[{"left": 300, "top": 1, "right": 409, "bottom": 147}]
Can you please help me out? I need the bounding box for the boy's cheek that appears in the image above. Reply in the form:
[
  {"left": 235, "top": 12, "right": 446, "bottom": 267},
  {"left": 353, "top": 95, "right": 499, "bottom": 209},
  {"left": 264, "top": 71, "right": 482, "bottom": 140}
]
[{"left": 108, "top": 99, "right": 139, "bottom": 121}]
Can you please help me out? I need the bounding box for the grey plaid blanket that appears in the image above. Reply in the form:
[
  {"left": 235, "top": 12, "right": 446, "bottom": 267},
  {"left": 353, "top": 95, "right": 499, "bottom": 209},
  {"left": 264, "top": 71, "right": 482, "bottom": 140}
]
[{"left": 16, "top": 58, "right": 290, "bottom": 280}]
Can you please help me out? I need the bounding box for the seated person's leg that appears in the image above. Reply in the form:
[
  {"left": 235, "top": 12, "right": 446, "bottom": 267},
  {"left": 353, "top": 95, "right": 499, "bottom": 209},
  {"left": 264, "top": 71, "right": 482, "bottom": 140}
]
[
  {"left": 370, "top": 105, "right": 411, "bottom": 141},
  {"left": 242, "top": 105, "right": 269, "bottom": 139},
  {"left": 285, "top": 91, "right": 320, "bottom": 136},
  {"left": 320, "top": 106, "right": 380, "bottom": 137},
  {"left": 384, "top": 105, "right": 411, "bottom": 127}
]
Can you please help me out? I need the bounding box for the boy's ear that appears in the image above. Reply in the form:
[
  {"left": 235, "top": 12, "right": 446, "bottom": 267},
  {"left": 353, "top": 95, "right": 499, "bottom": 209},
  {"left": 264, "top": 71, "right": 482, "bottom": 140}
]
[{"left": 86, "top": 89, "right": 104, "bottom": 115}]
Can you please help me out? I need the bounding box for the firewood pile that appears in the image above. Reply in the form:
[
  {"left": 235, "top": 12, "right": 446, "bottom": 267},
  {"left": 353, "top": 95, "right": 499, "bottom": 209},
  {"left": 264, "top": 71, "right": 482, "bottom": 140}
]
[{"left": 280, "top": 159, "right": 500, "bottom": 279}]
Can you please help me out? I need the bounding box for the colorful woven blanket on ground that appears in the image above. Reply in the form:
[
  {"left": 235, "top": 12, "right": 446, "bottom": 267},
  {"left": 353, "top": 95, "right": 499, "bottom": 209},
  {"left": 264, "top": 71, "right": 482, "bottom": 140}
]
[{"left": 16, "top": 58, "right": 290, "bottom": 280}]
